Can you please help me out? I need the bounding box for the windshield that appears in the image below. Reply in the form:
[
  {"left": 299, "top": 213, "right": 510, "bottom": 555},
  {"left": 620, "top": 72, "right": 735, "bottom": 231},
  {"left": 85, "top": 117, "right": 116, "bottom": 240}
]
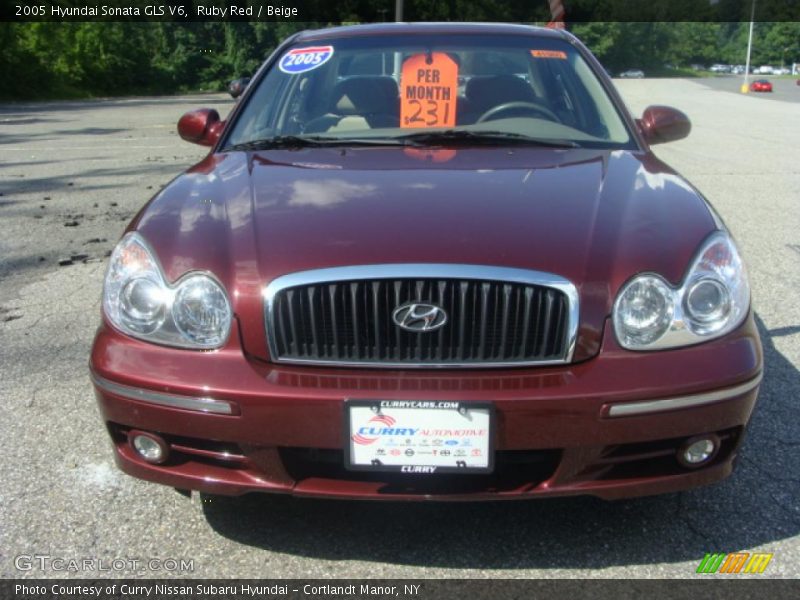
[{"left": 224, "top": 32, "right": 633, "bottom": 150}]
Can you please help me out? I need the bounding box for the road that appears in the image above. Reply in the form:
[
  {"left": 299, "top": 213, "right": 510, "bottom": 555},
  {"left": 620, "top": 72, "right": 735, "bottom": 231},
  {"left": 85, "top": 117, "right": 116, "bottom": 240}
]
[{"left": 1, "top": 79, "right": 798, "bottom": 579}]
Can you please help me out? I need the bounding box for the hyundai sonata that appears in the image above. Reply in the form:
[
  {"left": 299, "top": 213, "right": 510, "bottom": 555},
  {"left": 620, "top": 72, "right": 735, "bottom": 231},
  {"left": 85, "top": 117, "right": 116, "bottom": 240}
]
[{"left": 90, "top": 23, "right": 762, "bottom": 500}]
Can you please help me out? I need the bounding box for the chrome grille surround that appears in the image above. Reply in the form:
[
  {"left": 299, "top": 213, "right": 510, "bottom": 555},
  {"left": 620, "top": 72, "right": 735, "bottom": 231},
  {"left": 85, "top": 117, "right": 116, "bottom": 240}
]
[{"left": 263, "top": 264, "right": 579, "bottom": 368}]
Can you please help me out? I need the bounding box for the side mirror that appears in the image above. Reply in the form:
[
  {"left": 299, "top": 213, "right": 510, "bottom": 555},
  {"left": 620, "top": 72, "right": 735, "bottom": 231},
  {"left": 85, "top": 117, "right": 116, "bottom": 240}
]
[
  {"left": 638, "top": 105, "right": 691, "bottom": 145},
  {"left": 228, "top": 77, "right": 251, "bottom": 99},
  {"left": 177, "top": 109, "right": 223, "bottom": 147}
]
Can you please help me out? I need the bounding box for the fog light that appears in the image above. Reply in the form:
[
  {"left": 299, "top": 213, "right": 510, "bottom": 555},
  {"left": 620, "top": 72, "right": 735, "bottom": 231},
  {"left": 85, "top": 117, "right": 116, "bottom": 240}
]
[
  {"left": 129, "top": 431, "right": 168, "bottom": 464},
  {"left": 678, "top": 435, "right": 719, "bottom": 469}
]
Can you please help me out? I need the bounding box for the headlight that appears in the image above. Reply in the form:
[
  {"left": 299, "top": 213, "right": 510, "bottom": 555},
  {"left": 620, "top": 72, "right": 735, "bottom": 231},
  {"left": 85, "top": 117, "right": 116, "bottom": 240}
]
[
  {"left": 172, "top": 275, "right": 232, "bottom": 346},
  {"left": 613, "top": 232, "right": 750, "bottom": 350},
  {"left": 614, "top": 276, "right": 674, "bottom": 347},
  {"left": 103, "top": 232, "right": 232, "bottom": 349},
  {"left": 119, "top": 277, "right": 168, "bottom": 334}
]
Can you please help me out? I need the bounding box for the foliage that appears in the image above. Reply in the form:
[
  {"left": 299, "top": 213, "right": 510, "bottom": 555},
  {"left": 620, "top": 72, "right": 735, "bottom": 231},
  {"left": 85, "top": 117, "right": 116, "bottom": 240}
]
[
  {"left": 571, "top": 21, "right": 800, "bottom": 71},
  {"left": 1, "top": 20, "right": 798, "bottom": 101}
]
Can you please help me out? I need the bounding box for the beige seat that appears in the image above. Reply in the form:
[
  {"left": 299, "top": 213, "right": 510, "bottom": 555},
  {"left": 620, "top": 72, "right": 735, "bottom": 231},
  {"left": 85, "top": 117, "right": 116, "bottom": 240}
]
[{"left": 305, "top": 76, "right": 399, "bottom": 133}]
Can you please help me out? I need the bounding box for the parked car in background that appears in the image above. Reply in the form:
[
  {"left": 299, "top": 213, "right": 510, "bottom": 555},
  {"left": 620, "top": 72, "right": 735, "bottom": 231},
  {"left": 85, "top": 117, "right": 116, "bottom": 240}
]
[
  {"left": 750, "top": 79, "right": 773, "bottom": 92},
  {"left": 619, "top": 69, "right": 644, "bottom": 78},
  {"left": 756, "top": 66, "right": 774, "bottom": 74},
  {"left": 91, "top": 23, "right": 762, "bottom": 502},
  {"left": 228, "top": 77, "right": 251, "bottom": 99}
]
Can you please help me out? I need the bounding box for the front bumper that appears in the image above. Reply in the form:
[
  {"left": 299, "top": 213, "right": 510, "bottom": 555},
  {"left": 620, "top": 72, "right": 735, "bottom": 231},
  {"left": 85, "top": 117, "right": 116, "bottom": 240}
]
[{"left": 90, "top": 313, "right": 762, "bottom": 501}]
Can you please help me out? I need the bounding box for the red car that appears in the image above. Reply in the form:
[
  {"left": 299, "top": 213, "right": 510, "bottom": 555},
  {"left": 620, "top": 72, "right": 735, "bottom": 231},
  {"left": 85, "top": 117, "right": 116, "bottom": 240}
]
[
  {"left": 750, "top": 79, "right": 772, "bottom": 92},
  {"left": 91, "top": 23, "right": 762, "bottom": 501}
]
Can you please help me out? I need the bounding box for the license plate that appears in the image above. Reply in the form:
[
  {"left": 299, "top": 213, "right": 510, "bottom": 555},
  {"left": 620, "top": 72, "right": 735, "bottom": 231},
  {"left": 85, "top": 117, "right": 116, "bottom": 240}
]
[{"left": 344, "top": 400, "right": 494, "bottom": 474}]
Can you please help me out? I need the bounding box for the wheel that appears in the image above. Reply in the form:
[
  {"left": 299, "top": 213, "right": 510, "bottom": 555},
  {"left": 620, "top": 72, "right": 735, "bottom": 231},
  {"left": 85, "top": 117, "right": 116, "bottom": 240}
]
[{"left": 476, "top": 101, "right": 559, "bottom": 124}]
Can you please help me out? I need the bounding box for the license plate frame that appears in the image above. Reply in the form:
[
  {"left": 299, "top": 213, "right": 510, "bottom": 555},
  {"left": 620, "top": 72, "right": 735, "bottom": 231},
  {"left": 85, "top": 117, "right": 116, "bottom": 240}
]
[{"left": 344, "top": 400, "right": 494, "bottom": 474}]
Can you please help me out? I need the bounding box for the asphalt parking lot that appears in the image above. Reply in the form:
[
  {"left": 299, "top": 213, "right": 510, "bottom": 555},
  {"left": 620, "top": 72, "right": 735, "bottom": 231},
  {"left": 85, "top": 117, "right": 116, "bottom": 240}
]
[
  {"left": 694, "top": 74, "right": 800, "bottom": 103},
  {"left": 1, "top": 79, "right": 798, "bottom": 579}
]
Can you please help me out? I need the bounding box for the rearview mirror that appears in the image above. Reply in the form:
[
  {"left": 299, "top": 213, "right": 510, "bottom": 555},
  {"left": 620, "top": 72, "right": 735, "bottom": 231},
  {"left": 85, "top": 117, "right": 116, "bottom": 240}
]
[
  {"left": 638, "top": 105, "right": 691, "bottom": 145},
  {"left": 177, "top": 109, "right": 223, "bottom": 147}
]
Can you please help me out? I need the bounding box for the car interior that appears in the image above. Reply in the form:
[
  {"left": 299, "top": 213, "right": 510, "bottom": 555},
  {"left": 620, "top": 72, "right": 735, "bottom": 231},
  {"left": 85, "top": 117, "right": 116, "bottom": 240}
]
[
  {"left": 290, "top": 49, "right": 612, "bottom": 139},
  {"left": 230, "top": 44, "right": 627, "bottom": 144},
  {"left": 304, "top": 75, "right": 400, "bottom": 133}
]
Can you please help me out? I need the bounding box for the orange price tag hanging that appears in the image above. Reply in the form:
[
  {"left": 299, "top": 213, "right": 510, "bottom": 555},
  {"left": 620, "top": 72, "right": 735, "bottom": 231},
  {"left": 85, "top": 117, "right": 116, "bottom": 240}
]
[{"left": 400, "top": 52, "right": 458, "bottom": 129}]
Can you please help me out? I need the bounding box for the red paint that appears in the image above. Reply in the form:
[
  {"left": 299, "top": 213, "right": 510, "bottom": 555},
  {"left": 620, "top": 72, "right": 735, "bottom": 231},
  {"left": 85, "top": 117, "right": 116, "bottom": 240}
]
[
  {"left": 638, "top": 105, "right": 691, "bottom": 145},
  {"left": 177, "top": 108, "right": 224, "bottom": 146},
  {"left": 91, "top": 23, "right": 763, "bottom": 500}
]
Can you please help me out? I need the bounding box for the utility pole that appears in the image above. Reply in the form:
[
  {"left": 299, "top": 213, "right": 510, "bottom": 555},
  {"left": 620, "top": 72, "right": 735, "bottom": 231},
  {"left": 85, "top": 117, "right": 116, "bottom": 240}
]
[
  {"left": 393, "top": 0, "right": 404, "bottom": 84},
  {"left": 741, "top": 0, "right": 755, "bottom": 93}
]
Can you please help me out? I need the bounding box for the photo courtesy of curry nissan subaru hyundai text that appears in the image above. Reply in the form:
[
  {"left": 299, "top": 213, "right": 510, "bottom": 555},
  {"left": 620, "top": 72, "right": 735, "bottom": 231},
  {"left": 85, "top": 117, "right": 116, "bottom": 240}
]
[{"left": 90, "top": 23, "right": 762, "bottom": 501}]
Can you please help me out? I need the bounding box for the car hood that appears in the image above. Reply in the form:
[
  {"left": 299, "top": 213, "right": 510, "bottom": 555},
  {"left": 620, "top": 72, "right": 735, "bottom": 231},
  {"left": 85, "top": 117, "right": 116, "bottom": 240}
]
[{"left": 134, "top": 146, "right": 718, "bottom": 362}]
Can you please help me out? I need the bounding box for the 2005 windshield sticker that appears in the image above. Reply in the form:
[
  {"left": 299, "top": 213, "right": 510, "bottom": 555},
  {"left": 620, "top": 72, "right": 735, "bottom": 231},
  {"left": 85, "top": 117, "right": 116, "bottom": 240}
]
[
  {"left": 279, "top": 46, "right": 334, "bottom": 74},
  {"left": 400, "top": 52, "right": 458, "bottom": 129}
]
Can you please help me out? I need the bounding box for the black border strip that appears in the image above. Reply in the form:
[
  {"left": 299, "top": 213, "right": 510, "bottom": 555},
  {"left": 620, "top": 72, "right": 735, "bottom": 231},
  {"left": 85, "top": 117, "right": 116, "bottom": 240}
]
[
  {"left": 2, "top": 579, "right": 798, "bottom": 600},
  {"left": 3, "top": 1, "right": 800, "bottom": 23}
]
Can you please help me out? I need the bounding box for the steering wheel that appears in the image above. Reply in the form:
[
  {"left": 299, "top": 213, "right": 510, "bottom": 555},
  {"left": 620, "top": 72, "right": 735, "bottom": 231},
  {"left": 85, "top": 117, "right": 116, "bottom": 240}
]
[{"left": 476, "top": 101, "right": 559, "bottom": 124}]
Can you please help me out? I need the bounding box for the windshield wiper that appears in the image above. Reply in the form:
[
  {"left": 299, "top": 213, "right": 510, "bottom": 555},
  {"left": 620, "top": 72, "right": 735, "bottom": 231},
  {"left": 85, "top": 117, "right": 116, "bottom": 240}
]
[
  {"left": 227, "top": 131, "right": 580, "bottom": 151},
  {"left": 226, "top": 135, "right": 407, "bottom": 151},
  {"left": 396, "top": 130, "right": 580, "bottom": 148}
]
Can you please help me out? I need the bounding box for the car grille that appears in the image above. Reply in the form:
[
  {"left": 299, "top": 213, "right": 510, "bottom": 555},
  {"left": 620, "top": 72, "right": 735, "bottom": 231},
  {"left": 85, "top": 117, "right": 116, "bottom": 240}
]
[{"left": 265, "top": 266, "right": 575, "bottom": 367}]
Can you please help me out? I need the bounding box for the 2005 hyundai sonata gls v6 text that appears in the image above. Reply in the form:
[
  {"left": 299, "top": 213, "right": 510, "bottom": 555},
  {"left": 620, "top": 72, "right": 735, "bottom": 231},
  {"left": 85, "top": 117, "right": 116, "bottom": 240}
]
[{"left": 90, "top": 23, "right": 762, "bottom": 500}]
